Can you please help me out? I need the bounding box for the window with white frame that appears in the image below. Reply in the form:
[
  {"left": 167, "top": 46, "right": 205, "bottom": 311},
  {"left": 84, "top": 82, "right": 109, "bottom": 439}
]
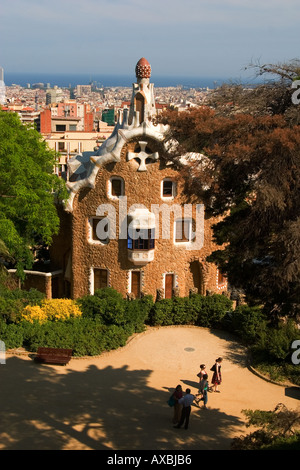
[
  {"left": 174, "top": 218, "right": 194, "bottom": 244},
  {"left": 161, "top": 178, "right": 176, "bottom": 199}
]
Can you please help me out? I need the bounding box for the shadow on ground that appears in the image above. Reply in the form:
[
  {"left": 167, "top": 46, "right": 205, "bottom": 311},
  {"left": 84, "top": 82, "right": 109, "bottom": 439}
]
[{"left": 0, "top": 355, "right": 244, "bottom": 450}]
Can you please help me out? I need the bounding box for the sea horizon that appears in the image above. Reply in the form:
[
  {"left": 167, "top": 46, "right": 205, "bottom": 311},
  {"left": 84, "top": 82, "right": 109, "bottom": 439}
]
[{"left": 3, "top": 71, "right": 255, "bottom": 89}]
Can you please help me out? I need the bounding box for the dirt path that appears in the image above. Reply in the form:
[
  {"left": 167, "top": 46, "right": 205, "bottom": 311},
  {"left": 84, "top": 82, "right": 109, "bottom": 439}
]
[{"left": 1, "top": 326, "right": 299, "bottom": 450}]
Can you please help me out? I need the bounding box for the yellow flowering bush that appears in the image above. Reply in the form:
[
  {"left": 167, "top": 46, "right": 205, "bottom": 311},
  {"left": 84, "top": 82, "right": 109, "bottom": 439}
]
[
  {"left": 21, "top": 305, "right": 45, "bottom": 323},
  {"left": 21, "top": 299, "right": 82, "bottom": 323}
]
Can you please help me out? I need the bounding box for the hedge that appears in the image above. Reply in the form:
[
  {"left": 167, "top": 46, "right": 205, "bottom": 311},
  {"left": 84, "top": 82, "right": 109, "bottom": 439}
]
[{"left": 147, "top": 293, "right": 233, "bottom": 327}]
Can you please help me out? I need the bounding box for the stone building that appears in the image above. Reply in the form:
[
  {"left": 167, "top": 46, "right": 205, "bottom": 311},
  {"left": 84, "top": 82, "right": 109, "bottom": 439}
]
[{"left": 50, "top": 58, "right": 227, "bottom": 300}]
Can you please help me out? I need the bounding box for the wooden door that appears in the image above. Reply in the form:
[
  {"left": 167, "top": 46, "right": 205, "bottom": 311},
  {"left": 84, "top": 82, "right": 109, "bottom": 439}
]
[
  {"left": 131, "top": 271, "right": 141, "bottom": 298},
  {"left": 165, "top": 274, "right": 174, "bottom": 299}
]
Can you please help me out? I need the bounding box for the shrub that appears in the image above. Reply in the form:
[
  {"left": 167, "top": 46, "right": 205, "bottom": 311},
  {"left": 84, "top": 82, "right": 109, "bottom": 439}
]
[
  {"left": 148, "top": 298, "right": 174, "bottom": 326},
  {"left": 171, "top": 297, "right": 188, "bottom": 324},
  {"left": 0, "top": 288, "right": 45, "bottom": 323},
  {"left": 227, "top": 305, "right": 268, "bottom": 344},
  {"left": 21, "top": 298, "right": 82, "bottom": 323},
  {"left": 17, "top": 317, "right": 132, "bottom": 356},
  {"left": 231, "top": 403, "right": 300, "bottom": 450},
  {"left": 78, "top": 288, "right": 126, "bottom": 325},
  {"left": 78, "top": 288, "right": 153, "bottom": 330},
  {"left": 0, "top": 319, "right": 24, "bottom": 349},
  {"left": 189, "top": 294, "right": 232, "bottom": 328},
  {"left": 262, "top": 319, "right": 300, "bottom": 361},
  {"left": 76, "top": 294, "right": 106, "bottom": 321},
  {"left": 147, "top": 294, "right": 232, "bottom": 327},
  {"left": 125, "top": 295, "right": 153, "bottom": 332}
]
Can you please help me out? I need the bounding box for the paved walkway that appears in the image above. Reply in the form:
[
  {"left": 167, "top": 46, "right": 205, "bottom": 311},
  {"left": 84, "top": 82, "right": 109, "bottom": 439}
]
[{"left": 1, "top": 326, "right": 299, "bottom": 450}]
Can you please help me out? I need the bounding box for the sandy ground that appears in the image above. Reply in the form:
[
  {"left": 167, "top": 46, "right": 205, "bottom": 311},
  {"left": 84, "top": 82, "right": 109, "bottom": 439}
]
[{"left": 0, "top": 325, "right": 299, "bottom": 451}]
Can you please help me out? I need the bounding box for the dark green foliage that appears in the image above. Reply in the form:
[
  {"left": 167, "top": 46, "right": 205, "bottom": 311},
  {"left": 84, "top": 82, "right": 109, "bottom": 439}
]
[
  {"left": 190, "top": 294, "right": 232, "bottom": 328},
  {"left": 147, "top": 294, "right": 232, "bottom": 327},
  {"left": 255, "top": 319, "right": 300, "bottom": 362},
  {"left": 0, "top": 110, "right": 68, "bottom": 278},
  {"left": 0, "top": 287, "right": 45, "bottom": 323},
  {"left": 0, "top": 320, "right": 24, "bottom": 349},
  {"left": 225, "top": 304, "right": 268, "bottom": 344},
  {"left": 124, "top": 295, "right": 154, "bottom": 332},
  {"left": 78, "top": 287, "right": 152, "bottom": 330},
  {"left": 0, "top": 317, "right": 130, "bottom": 356},
  {"left": 148, "top": 298, "right": 174, "bottom": 326},
  {"left": 76, "top": 294, "right": 106, "bottom": 321}
]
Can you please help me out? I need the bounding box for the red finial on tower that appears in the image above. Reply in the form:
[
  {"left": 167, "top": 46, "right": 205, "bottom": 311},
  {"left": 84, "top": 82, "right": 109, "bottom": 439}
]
[{"left": 135, "top": 58, "right": 151, "bottom": 79}]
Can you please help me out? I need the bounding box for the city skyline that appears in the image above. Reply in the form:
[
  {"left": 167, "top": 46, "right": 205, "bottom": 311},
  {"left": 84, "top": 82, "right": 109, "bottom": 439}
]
[{"left": 1, "top": 0, "right": 299, "bottom": 81}]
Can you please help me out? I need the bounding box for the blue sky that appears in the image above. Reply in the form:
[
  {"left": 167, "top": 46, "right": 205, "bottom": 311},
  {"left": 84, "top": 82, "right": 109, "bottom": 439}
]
[{"left": 1, "top": 0, "right": 299, "bottom": 80}]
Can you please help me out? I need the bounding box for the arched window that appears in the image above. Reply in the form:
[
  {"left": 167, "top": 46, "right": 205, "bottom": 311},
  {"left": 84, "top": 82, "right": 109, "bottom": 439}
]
[{"left": 135, "top": 93, "right": 145, "bottom": 124}]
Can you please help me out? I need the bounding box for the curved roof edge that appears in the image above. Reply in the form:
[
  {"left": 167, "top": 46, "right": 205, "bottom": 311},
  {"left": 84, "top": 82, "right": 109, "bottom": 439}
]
[{"left": 65, "top": 109, "right": 169, "bottom": 212}]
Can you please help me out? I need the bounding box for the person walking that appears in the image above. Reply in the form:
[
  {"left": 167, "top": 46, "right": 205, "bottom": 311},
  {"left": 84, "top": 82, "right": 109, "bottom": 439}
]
[
  {"left": 172, "top": 384, "right": 183, "bottom": 424},
  {"left": 198, "top": 373, "right": 209, "bottom": 408},
  {"left": 174, "top": 388, "right": 195, "bottom": 430},
  {"left": 211, "top": 357, "right": 223, "bottom": 392},
  {"left": 196, "top": 364, "right": 207, "bottom": 390}
]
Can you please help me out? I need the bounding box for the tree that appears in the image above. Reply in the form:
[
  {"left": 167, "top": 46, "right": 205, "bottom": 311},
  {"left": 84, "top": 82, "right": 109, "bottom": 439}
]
[
  {"left": 231, "top": 403, "right": 300, "bottom": 450},
  {"left": 0, "top": 110, "right": 68, "bottom": 279},
  {"left": 158, "top": 61, "right": 300, "bottom": 321}
]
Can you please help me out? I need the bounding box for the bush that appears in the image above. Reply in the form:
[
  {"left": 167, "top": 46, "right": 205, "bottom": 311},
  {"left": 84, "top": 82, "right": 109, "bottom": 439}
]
[
  {"left": 148, "top": 294, "right": 233, "bottom": 327},
  {"left": 76, "top": 294, "right": 106, "bottom": 321},
  {"left": 231, "top": 403, "right": 300, "bottom": 450},
  {"left": 125, "top": 295, "right": 154, "bottom": 332},
  {"left": 188, "top": 294, "right": 232, "bottom": 328},
  {"left": 78, "top": 288, "right": 126, "bottom": 325},
  {"left": 172, "top": 297, "right": 193, "bottom": 324},
  {"left": 226, "top": 305, "right": 268, "bottom": 344},
  {"left": 0, "top": 320, "right": 24, "bottom": 349},
  {"left": 260, "top": 319, "right": 300, "bottom": 361},
  {"left": 0, "top": 316, "right": 133, "bottom": 356},
  {"left": 21, "top": 298, "right": 82, "bottom": 323},
  {"left": 148, "top": 299, "right": 174, "bottom": 326},
  {"left": 0, "top": 288, "right": 45, "bottom": 323}
]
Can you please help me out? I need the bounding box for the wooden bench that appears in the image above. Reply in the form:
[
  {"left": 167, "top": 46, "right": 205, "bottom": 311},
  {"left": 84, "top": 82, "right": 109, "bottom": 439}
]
[{"left": 35, "top": 347, "right": 72, "bottom": 365}]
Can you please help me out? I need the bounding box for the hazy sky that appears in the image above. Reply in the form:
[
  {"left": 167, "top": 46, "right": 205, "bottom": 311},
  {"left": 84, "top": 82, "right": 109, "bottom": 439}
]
[{"left": 1, "top": 0, "right": 299, "bottom": 79}]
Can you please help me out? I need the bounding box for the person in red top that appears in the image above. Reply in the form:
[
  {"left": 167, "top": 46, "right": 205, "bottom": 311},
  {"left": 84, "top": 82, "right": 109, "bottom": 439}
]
[{"left": 172, "top": 384, "right": 183, "bottom": 424}]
